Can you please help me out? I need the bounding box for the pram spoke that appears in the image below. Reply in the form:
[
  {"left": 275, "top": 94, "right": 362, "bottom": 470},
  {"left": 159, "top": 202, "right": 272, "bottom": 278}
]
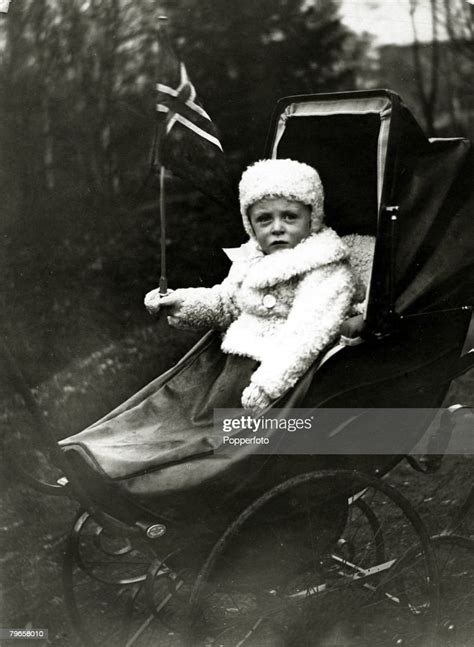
[
  {"left": 403, "top": 534, "right": 474, "bottom": 647},
  {"left": 63, "top": 510, "right": 191, "bottom": 647},
  {"left": 189, "top": 470, "right": 440, "bottom": 647}
]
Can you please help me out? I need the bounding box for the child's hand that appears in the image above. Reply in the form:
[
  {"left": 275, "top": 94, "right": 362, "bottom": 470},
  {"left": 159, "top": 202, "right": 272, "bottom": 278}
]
[
  {"left": 144, "top": 289, "right": 182, "bottom": 315},
  {"left": 242, "top": 383, "right": 272, "bottom": 417}
]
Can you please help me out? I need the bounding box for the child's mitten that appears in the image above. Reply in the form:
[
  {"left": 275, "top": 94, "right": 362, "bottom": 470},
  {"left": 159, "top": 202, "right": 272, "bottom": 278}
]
[
  {"left": 241, "top": 382, "right": 272, "bottom": 416},
  {"left": 144, "top": 289, "right": 177, "bottom": 315},
  {"left": 144, "top": 289, "right": 161, "bottom": 314}
]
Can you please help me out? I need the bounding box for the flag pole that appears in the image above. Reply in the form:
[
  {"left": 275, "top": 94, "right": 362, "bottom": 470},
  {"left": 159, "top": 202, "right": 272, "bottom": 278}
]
[
  {"left": 159, "top": 164, "right": 168, "bottom": 295},
  {"left": 158, "top": 14, "right": 169, "bottom": 296}
]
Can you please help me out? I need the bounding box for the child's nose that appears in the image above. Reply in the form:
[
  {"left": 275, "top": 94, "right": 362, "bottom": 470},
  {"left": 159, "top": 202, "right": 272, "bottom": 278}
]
[{"left": 271, "top": 217, "right": 285, "bottom": 233}]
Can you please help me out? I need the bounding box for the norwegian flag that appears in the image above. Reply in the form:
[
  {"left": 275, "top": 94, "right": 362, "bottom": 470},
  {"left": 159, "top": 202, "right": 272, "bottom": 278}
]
[
  {"left": 157, "top": 62, "right": 223, "bottom": 152},
  {"left": 154, "top": 24, "right": 236, "bottom": 210}
]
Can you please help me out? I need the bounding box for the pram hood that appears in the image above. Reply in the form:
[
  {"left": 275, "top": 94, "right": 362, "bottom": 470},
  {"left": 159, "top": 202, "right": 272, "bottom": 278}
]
[{"left": 265, "top": 89, "right": 473, "bottom": 332}]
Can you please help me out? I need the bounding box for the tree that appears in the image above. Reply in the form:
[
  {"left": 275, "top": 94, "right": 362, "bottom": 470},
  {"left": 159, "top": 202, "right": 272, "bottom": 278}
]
[
  {"left": 0, "top": 0, "right": 161, "bottom": 214},
  {"left": 375, "top": 0, "right": 473, "bottom": 139},
  {"left": 407, "top": 0, "right": 473, "bottom": 136},
  {"left": 0, "top": 0, "right": 367, "bottom": 217},
  {"left": 161, "top": 0, "right": 367, "bottom": 164},
  {"left": 409, "top": 0, "right": 440, "bottom": 135},
  {"left": 441, "top": 0, "right": 473, "bottom": 135}
]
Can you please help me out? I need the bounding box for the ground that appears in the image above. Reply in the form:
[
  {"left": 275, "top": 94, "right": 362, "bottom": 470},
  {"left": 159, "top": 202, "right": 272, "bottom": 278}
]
[{"left": 0, "top": 321, "right": 472, "bottom": 647}]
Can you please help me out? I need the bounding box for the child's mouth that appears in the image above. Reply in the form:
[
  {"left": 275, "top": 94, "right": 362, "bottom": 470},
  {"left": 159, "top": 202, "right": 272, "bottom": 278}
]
[{"left": 271, "top": 240, "right": 288, "bottom": 247}]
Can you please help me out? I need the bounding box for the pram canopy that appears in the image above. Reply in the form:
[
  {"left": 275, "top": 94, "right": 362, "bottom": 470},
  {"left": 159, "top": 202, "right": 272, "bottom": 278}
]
[{"left": 265, "top": 89, "right": 474, "bottom": 332}]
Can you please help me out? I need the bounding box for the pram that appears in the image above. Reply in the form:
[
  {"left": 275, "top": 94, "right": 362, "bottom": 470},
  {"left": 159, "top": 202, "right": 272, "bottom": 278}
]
[{"left": 3, "top": 89, "right": 474, "bottom": 647}]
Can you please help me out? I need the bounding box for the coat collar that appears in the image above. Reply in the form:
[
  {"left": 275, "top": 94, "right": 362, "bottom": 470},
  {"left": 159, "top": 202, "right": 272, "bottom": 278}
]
[{"left": 224, "top": 228, "right": 348, "bottom": 288}]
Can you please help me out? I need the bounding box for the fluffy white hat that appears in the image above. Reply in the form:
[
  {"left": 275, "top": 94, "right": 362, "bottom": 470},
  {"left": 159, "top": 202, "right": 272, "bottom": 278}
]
[{"left": 239, "top": 159, "right": 325, "bottom": 239}]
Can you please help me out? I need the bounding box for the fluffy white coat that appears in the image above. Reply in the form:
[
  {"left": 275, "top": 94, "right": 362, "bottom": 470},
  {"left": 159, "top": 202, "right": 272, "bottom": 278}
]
[{"left": 168, "top": 227, "right": 360, "bottom": 401}]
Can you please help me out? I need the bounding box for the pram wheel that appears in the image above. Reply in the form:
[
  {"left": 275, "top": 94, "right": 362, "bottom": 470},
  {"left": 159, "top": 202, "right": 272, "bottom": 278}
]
[
  {"left": 404, "top": 534, "right": 474, "bottom": 647},
  {"left": 189, "top": 469, "right": 439, "bottom": 647},
  {"left": 63, "top": 510, "right": 191, "bottom": 646}
]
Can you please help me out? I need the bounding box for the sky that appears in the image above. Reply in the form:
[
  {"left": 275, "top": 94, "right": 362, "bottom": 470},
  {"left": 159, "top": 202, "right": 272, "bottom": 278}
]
[{"left": 340, "top": 0, "right": 439, "bottom": 44}]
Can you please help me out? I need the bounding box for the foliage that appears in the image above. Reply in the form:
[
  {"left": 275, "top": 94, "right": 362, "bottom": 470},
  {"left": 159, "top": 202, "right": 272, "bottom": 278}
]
[
  {"left": 1, "top": 0, "right": 157, "bottom": 216},
  {"left": 375, "top": 0, "right": 473, "bottom": 138},
  {"left": 0, "top": 0, "right": 366, "bottom": 214},
  {"left": 162, "top": 0, "right": 365, "bottom": 162}
]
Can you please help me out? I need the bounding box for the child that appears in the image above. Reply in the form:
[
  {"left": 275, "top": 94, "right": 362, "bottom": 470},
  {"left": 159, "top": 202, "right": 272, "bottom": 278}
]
[{"left": 145, "top": 158, "right": 360, "bottom": 415}]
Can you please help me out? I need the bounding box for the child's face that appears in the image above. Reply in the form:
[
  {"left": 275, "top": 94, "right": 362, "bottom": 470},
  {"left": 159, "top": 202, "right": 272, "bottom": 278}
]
[{"left": 248, "top": 198, "right": 312, "bottom": 254}]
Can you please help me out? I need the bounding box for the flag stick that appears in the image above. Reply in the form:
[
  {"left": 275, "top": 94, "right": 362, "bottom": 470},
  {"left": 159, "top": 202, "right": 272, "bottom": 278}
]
[{"left": 159, "top": 165, "right": 168, "bottom": 295}]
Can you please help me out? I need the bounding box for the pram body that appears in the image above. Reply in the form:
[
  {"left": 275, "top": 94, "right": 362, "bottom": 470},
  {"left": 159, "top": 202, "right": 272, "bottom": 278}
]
[
  {"left": 4, "top": 90, "right": 474, "bottom": 647},
  {"left": 59, "top": 89, "right": 473, "bottom": 514}
]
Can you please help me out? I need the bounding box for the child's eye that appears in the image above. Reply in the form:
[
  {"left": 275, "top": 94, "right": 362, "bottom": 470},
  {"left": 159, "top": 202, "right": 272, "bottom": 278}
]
[
  {"left": 255, "top": 214, "right": 272, "bottom": 224},
  {"left": 283, "top": 212, "right": 298, "bottom": 221}
]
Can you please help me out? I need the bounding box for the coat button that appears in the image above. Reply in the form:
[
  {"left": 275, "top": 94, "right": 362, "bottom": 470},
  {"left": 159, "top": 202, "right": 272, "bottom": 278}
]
[{"left": 263, "top": 294, "right": 276, "bottom": 309}]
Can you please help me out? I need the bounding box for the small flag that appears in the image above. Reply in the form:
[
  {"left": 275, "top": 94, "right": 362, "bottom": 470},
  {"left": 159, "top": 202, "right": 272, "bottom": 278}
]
[
  {"left": 154, "top": 21, "right": 236, "bottom": 211},
  {"left": 157, "top": 62, "right": 224, "bottom": 153}
]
